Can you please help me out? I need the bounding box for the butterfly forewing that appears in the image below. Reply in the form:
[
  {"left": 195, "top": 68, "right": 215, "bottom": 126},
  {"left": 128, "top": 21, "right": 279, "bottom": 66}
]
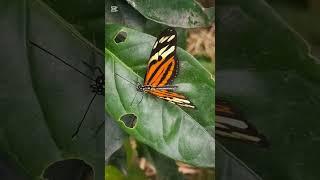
[{"left": 144, "top": 28, "right": 178, "bottom": 87}]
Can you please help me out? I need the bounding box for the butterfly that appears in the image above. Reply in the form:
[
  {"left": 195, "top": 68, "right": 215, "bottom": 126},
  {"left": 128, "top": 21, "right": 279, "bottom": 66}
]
[
  {"left": 216, "top": 98, "right": 269, "bottom": 147},
  {"left": 29, "top": 40, "right": 104, "bottom": 138},
  {"left": 116, "top": 28, "right": 195, "bottom": 109}
]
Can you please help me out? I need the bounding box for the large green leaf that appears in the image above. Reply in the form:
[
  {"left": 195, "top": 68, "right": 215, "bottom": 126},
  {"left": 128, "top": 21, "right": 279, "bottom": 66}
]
[
  {"left": 216, "top": 142, "right": 262, "bottom": 180},
  {"left": 125, "top": 0, "right": 214, "bottom": 28},
  {"left": 216, "top": 0, "right": 320, "bottom": 179},
  {"left": 44, "top": 0, "right": 105, "bottom": 50},
  {"left": 0, "top": 0, "right": 104, "bottom": 179},
  {"left": 105, "top": 0, "right": 146, "bottom": 31},
  {"left": 105, "top": 24, "right": 215, "bottom": 167}
]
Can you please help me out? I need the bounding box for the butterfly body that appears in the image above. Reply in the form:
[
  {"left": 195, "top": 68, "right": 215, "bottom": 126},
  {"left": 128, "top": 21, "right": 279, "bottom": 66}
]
[
  {"left": 136, "top": 84, "right": 177, "bottom": 92},
  {"left": 90, "top": 75, "right": 105, "bottom": 96}
]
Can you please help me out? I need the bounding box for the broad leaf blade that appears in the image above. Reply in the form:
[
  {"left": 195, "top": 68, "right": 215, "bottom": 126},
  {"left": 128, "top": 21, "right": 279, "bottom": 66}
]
[
  {"left": 216, "top": 142, "right": 262, "bottom": 180},
  {"left": 217, "top": 0, "right": 320, "bottom": 179},
  {"left": 105, "top": 112, "right": 127, "bottom": 164},
  {"left": 126, "top": 0, "right": 214, "bottom": 28},
  {"left": 105, "top": 0, "right": 146, "bottom": 31},
  {"left": 105, "top": 25, "right": 215, "bottom": 167},
  {"left": 0, "top": 0, "right": 104, "bottom": 179}
]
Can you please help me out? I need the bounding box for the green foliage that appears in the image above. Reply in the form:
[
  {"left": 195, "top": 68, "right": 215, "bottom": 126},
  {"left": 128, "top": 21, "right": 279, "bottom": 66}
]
[
  {"left": 105, "top": 0, "right": 147, "bottom": 31},
  {"left": 217, "top": 0, "right": 320, "bottom": 179},
  {"left": 45, "top": 0, "right": 105, "bottom": 49},
  {"left": 0, "top": 0, "right": 104, "bottom": 179},
  {"left": 125, "top": 0, "right": 214, "bottom": 28},
  {"left": 106, "top": 140, "right": 148, "bottom": 180},
  {"left": 105, "top": 1, "right": 215, "bottom": 179},
  {"left": 105, "top": 165, "right": 126, "bottom": 180},
  {"left": 105, "top": 113, "right": 127, "bottom": 164}
]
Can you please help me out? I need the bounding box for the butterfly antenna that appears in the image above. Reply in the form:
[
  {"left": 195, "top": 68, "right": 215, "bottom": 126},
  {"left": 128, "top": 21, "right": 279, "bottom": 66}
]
[
  {"left": 137, "top": 94, "right": 144, "bottom": 105},
  {"left": 72, "top": 93, "right": 97, "bottom": 139},
  {"left": 92, "top": 121, "right": 105, "bottom": 138},
  {"left": 163, "top": 85, "right": 178, "bottom": 90},
  {"left": 130, "top": 91, "right": 138, "bottom": 107},
  {"left": 82, "top": 60, "right": 104, "bottom": 75},
  {"left": 114, "top": 73, "right": 139, "bottom": 86},
  {"left": 29, "top": 40, "right": 95, "bottom": 82}
]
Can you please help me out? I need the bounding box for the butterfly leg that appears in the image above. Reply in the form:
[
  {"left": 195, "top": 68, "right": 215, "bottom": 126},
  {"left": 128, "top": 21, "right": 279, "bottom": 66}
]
[
  {"left": 94, "top": 67, "right": 104, "bottom": 75},
  {"left": 82, "top": 61, "right": 104, "bottom": 75},
  {"left": 92, "top": 120, "right": 105, "bottom": 138},
  {"left": 137, "top": 93, "right": 144, "bottom": 106},
  {"left": 130, "top": 91, "right": 138, "bottom": 107},
  {"left": 90, "top": 84, "right": 97, "bottom": 92},
  {"left": 72, "top": 93, "right": 97, "bottom": 139}
]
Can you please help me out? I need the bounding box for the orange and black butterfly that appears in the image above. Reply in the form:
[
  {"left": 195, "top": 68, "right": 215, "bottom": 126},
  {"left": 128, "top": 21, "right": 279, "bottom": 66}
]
[
  {"left": 117, "top": 28, "right": 195, "bottom": 109},
  {"left": 216, "top": 98, "right": 269, "bottom": 147}
]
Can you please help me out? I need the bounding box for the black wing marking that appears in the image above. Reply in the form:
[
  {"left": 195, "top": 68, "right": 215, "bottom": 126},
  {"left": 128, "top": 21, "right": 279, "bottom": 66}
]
[{"left": 216, "top": 98, "right": 269, "bottom": 147}]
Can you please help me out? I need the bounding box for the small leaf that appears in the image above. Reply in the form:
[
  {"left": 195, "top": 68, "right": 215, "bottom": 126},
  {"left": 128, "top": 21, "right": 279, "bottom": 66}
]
[
  {"left": 105, "top": 113, "right": 127, "bottom": 164},
  {"left": 105, "top": 165, "right": 125, "bottom": 180}
]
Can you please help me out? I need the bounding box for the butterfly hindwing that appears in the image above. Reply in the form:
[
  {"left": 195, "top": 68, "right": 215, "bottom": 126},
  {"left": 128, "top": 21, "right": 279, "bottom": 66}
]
[
  {"left": 144, "top": 28, "right": 178, "bottom": 87},
  {"left": 147, "top": 89, "right": 195, "bottom": 108},
  {"left": 216, "top": 98, "right": 268, "bottom": 147}
]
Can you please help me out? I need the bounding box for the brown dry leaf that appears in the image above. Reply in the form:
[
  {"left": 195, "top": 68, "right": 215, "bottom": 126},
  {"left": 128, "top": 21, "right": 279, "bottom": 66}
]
[
  {"left": 139, "top": 157, "right": 157, "bottom": 178},
  {"left": 177, "top": 162, "right": 201, "bottom": 175},
  {"left": 130, "top": 138, "right": 214, "bottom": 180},
  {"left": 130, "top": 138, "right": 156, "bottom": 179},
  {"left": 187, "top": 25, "right": 215, "bottom": 61},
  {"left": 176, "top": 161, "right": 215, "bottom": 180}
]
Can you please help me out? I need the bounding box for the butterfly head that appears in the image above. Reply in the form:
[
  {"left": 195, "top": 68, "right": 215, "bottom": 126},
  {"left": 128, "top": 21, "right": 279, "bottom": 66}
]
[
  {"left": 137, "top": 84, "right": 151, "bottom": 92},
  {"left": 136, "top": 83, "right": 143, "bottom": 92},
  {"left": 93, "top": 75, "right": 105, "bottom": 95},
  {"left": 155, "top": 27, "right": 177, "bottom": 47},
  {"left": 162, "top": 27, "right": 176, "bottom": 36},
  {"left": 96, "top": 75, "right": 104, "bottom": 85}
]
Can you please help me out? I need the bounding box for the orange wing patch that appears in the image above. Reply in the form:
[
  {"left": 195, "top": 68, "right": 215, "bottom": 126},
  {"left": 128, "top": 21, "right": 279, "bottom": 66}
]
[{"left": 149, "top": 56, "right": 176, "bottom": 86}]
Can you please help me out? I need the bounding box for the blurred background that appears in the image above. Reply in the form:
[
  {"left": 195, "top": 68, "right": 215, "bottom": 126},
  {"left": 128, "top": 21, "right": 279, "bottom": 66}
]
[{"left": 266, "top": 0, "right": 320, "bottom": 59}]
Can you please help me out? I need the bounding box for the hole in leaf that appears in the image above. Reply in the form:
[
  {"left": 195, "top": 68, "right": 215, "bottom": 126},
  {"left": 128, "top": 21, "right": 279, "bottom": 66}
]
[
  {"left": 120, "top": 114, "right": 137, "bottom": 128},
  {"left": 114, "top": 31, "right": 127, "bottom": 43},
  {"left": 43, "top": 159, "right": 93, "bottom": 180}
]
